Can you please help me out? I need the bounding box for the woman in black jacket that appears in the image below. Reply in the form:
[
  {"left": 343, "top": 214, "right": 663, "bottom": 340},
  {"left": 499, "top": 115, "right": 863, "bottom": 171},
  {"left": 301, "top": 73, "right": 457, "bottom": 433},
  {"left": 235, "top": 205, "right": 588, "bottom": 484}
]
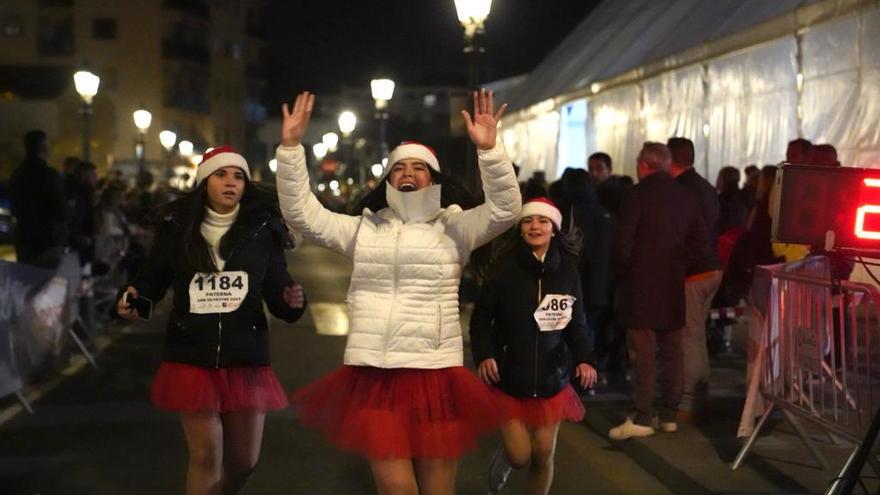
[
  {"left": 470, "top": 197, "right": 596, "bottom": 495},
  {"left": 116, "top": 146, "right": 306, "bottom": 495}
]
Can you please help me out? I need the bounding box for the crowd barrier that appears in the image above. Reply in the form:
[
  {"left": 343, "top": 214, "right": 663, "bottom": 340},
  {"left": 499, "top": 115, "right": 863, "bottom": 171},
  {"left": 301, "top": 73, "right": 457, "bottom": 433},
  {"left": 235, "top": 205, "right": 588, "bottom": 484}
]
[{"left": 733, "top": 256, "right": 880, "bottom": 476}]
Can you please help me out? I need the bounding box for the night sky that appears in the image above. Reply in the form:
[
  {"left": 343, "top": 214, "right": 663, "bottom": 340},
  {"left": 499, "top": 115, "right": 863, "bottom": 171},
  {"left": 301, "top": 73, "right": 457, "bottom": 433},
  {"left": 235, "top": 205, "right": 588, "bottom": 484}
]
[{"left": 263, "top": 0, "right": 599, "bottom": 107}]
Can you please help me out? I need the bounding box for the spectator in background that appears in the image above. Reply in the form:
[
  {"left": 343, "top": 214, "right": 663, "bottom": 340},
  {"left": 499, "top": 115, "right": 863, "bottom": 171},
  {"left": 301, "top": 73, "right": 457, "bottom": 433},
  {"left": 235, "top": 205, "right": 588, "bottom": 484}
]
[
  {"left": 66, "top": 161, "right": 98, "bottom": 266},
  {"left": 589, "top": 152, "right": 625, "bottom": 216},
  {"left": 812, "top": 143, "right": 841, "bottom": 167},
  {"left": 667, "top": 137, "right": 722, "bottom": 421},
  {"left": 8, "top": 130, "right": 68, "bottom": 268},
  {"left": 786, "top": 138, "right": 813, "bottom": 164},
  {"left": 742, "top": 165, "right": 760, "bottom": 208},
  {"left": 716, "top": 166, "right": 748, "bottom": 238},
  {"left": 608, "top": 142, "right": 707, "bottom": 440},
  {"left": 556, "top": 168, "right": 614, "bottom": 388}
]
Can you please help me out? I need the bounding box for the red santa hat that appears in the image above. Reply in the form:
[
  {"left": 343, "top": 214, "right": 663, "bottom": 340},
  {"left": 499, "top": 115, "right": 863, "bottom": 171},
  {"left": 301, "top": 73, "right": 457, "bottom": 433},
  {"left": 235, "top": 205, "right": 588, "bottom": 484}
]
[
  {"left": 383, "top": 141, "right": 440, "bottom": 178},
  {"left": 195, "top": 145, "right": 250, "bottom": 185},
  {"left": 520, "top": 197, "right": 562, "bottom": 231}
]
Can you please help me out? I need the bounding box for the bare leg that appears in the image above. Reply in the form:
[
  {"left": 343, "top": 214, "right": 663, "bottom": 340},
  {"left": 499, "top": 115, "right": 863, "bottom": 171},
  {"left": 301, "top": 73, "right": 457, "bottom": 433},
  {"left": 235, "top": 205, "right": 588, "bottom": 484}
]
[
  {"left": 219, "top": 409, "right": 266, "bottom": 495},
  {"left": 369, "top": 458, "right": 418, "bottom": 495},
  {"left": 413, "top": 457, "right": 458, "bottom": 495},
  {"left": 180, "top": 412, "right": 224, "bottom": 495},
  {"left": 499, "top": 420, "right": 532, "bottom": 469},
  {"left": 527, "top": 422, "right": 561, "bottom": 495}
]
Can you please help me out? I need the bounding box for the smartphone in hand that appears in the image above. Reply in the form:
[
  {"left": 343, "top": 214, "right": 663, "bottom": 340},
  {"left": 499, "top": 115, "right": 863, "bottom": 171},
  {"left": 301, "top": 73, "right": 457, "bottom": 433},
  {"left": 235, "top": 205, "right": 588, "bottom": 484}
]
[{"left": 124, "top": 292, "right": 153, "bottom": 321}]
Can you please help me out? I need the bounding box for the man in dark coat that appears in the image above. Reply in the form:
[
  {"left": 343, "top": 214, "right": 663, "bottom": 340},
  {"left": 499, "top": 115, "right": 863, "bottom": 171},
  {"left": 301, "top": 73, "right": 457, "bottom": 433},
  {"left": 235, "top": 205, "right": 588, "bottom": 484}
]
[
  {"left": 667, "top": 137, "right": 723, "bottom": 419},
  {"left": 8, "top": 130, "right": 68, "bottom": 268},
  {"left": 609, "top": 142, "right": 707, "bottom": 440}
]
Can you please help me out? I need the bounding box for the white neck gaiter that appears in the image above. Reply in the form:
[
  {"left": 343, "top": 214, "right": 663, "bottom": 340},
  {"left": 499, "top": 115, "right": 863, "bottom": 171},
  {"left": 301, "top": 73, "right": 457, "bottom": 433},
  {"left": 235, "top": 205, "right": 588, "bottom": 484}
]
[
  {"left": 385, "top": 184, "right": 442, "bottom": 224},
  {"left": 201, "top": 204, "right": 239, "bottom": 270}
]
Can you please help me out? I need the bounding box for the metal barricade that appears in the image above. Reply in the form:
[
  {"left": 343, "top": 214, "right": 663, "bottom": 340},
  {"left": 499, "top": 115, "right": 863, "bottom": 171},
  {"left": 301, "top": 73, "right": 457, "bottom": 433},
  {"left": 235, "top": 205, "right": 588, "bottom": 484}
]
[{"left": 733, "top": 256, "right": 880, "bottom": 471}]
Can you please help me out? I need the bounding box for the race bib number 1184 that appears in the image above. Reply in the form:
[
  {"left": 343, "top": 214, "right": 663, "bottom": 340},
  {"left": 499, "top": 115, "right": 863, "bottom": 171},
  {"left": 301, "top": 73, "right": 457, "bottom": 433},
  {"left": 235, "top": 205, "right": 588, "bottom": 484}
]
[{"left": 189, "top": 271, "right": 248, "bottom": 314}]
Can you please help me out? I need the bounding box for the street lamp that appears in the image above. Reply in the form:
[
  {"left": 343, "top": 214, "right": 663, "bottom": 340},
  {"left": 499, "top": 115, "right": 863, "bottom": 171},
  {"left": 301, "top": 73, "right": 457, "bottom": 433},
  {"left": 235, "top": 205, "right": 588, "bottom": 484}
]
[
  {"left": 73, "top": 70, "right": 100, "bottom": 163},
  {"left": 371, "top": 77, "right": 395, "bottom": 166},
  {"left": 269, "top": 158, "right": 278, "bottom": 173},
  {"left": 454, "top": 0, "right": 492, "bottom": 88},
  {"left": 338, "top": 111, "right": 357, "bottom": 136},
  {"left": 313, "top": 142, "right": 328, "bottom": 160},
  {"left": 322, "top": 132, "right": 339, "bottom": 152},
  {"left": 178, "top": 139, "right": 194, "bottom": 157},
  {"left": 159, "top": 130, "right": 177, "bottom": 181},
  {"left": 133, "top": 107, "right": 152, "bottom": 172},
  {"left": 338, "top": 110, "right": 358, "bottom": 184}
]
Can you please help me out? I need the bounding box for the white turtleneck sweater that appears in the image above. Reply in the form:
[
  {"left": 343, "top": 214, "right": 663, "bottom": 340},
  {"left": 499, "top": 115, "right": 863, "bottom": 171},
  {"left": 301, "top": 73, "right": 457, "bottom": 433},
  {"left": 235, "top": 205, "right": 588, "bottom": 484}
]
[{"left": 201, "top": 204, "right": 239, "bottom": 270}]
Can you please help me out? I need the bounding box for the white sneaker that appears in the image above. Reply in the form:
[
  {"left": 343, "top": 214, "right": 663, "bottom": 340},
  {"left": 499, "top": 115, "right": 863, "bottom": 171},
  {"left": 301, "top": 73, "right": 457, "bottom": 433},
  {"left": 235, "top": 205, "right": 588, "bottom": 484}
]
[
  {"left": 652, "top": 417, "right": 678, "bottom": 433},
  {"left": 608, "top": 417, "right": 655, "bottom": 440},
  {"left": 487, "top": 444, "right": 512, "bottom": 493}
]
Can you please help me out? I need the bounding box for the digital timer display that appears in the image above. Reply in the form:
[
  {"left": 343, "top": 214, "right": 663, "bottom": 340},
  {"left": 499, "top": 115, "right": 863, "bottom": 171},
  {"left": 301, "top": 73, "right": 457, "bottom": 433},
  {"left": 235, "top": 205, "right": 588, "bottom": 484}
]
[{"left": 773, "top": 164, "right": 880, "bottom": 250}]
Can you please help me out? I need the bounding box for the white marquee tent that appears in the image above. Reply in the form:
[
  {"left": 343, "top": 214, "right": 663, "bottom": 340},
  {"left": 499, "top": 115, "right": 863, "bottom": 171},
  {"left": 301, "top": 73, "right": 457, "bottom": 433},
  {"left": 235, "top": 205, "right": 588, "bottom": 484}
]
[{"left": 494, "top": 0, "right": 880, "bottom": 183}]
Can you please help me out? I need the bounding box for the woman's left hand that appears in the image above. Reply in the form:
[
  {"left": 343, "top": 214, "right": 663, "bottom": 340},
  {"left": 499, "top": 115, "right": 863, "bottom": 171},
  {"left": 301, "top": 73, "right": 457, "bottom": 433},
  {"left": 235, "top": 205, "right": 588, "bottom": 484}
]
[
  {"left": 461, "top": 89, "right": 507, "bottom": 150},
  {"left": 575, "top": 363, "right": 598, "bottom": 390},
  {"left": 283, "top": 283, "right": 305, "bottom": 309}
]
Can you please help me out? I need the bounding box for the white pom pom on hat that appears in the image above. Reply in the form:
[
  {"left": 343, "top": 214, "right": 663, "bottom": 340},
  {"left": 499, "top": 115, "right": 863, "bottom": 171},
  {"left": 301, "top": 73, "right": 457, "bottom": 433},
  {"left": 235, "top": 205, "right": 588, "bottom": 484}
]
[
  {"left": 520, "top": 197, "right": 562, "bottom": 231},
  {"left": 195, "top": 145, "right": 250, "bottom": 185},
  {"left": 382, "top": 141, "right": 440, "bottom": 178}
]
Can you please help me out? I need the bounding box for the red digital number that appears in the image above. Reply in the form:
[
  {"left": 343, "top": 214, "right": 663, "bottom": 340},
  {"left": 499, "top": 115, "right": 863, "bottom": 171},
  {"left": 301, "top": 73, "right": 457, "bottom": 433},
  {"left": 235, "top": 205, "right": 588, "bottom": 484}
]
[{"left": 855, "top": 178, "right": 880, "bottom": 240}]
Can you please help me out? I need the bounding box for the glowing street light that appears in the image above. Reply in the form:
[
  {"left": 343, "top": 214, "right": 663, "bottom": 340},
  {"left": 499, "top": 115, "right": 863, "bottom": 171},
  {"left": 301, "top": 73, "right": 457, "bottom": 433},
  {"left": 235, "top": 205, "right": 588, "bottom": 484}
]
[
  {"left": 178, "top": 139, "right": 194, "bottom": 156},
  {"left": 338, "top": 111, "right": 357, "bottom": 136},
  {"left": 313, "top": 142, "right": 328, "bottom": 160},
  {"left": 159, "top": 130, "right": 177, "bottom": 151},
  {"left": 370, "top": 78, "right": 395, "bottom": 110},
  {"left": 371, "top": 163, "right": 385, "bottom": 178},
  {"left": 322, "top": 132, "right": 339, "bottom": 152},
  {"left": 269, "top": 158, "right": 278, "bottom": 173},
  {"left": 73, "top": 70, "right": 100, "bottom": 162}
]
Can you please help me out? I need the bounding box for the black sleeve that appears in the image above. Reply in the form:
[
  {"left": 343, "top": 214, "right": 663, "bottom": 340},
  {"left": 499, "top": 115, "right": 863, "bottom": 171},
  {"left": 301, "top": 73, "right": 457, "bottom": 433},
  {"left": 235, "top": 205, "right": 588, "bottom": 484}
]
[
  {"left": 685, "top": 197, "right": 710, "bottom": 270},
  {"left": 131, "top": 221, "right": 174, "bottom": 303},
  {"left": 262, "top": 240, "right": 306, "bottom": 323},
  {"left": 564, "top": 270, "right": 594, "bottom": 365},
  {"left": 469, "top": 275, "right": 500, "bottom": 366},
  {"left": 613, "top": 188, "right": 639, "bottom": 278}
]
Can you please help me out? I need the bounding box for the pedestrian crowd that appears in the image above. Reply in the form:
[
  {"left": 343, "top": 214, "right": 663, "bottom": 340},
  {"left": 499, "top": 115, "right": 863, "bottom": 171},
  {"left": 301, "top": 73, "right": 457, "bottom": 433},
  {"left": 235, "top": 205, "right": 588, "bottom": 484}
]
[{"left": 3, "top": 92, "right": 850, "bottom": 494}]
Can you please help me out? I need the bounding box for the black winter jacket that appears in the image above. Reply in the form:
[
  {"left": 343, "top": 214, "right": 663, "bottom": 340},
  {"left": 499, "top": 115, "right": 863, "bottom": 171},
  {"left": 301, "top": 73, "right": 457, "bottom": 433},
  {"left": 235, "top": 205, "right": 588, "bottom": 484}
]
[
  {"left": 470, "top": 241, "right": 593, "bottom": 398},
  {"left": 131, "top": 192, "right": 306, "bottom": 368}
]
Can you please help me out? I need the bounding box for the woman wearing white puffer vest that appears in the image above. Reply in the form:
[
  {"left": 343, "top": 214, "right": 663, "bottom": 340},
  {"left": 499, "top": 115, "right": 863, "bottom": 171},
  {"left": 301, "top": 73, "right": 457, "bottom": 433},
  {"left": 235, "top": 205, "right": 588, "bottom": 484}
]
[{"left": 275, "top": 90, "right": 521, "bottom": 494}]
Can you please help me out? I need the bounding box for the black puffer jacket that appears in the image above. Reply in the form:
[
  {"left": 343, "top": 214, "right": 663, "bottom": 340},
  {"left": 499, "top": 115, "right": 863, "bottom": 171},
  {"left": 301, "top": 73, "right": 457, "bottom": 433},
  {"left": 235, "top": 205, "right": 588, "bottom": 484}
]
[
  {"left": 131, "top": 190, "right": 306, "bottom": 368},
  {"left": 470, "top": 240, "right": 593, "bottom": 398}
]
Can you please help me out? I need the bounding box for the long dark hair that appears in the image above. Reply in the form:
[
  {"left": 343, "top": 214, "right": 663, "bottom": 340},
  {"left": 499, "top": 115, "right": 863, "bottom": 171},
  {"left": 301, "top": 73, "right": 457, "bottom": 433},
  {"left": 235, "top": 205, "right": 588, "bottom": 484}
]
[
  {"left": 488, "top": 219, "right": 581, "bottom": 270},
  {"left": 150, "top": 177, "right": 278, "bottom": 273}
]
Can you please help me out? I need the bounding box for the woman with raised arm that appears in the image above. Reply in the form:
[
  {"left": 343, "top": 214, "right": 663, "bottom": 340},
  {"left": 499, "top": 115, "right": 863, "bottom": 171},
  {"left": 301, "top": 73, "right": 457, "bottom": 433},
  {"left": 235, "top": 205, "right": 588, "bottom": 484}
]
[{"left": 275, "top": 89, "right": 521, "bottom": 494}]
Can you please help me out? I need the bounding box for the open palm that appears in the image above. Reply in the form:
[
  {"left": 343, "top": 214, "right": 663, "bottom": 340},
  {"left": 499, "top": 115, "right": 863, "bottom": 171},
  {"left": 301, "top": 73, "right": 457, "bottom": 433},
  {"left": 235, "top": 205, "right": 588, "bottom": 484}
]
[
  {"left": 461, "top": 89, "right": 507, "bottom": 150},
  {"left": 281, "top": 91, "right": 315, "bottom": 147}
]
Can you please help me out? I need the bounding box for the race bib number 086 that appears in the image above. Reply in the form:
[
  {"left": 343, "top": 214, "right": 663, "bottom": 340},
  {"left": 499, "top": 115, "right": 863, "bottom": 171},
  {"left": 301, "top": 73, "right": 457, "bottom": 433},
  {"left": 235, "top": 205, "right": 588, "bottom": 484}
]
[
  {"left": 189, "top": 271, "right": 248, "bottom": 314},
  {"left": 533, "top": 294, "right": 576, "bottom": 332}
]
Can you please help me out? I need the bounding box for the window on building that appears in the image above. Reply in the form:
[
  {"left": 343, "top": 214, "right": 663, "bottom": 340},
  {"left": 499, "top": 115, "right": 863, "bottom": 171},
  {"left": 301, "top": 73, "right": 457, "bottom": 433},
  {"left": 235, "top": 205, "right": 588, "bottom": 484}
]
[
  {"left": 37, "top": 16, "right": 74, "bottom": 56},
  {"left": 1, "top": 15, "right": 23, "bottom": 37},
  {"left": 92, "top": 18, "right": 117, "bottom": 40}
]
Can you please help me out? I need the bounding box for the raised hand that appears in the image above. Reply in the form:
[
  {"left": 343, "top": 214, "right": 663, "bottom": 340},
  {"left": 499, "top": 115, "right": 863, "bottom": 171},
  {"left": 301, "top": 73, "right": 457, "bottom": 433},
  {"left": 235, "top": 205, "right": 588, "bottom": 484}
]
[
  {"left": 281, "top": 91, "right": 315, "bottom": 147},
  {"left": 461, "top": 89, "right": 507, "bottom": 150}
]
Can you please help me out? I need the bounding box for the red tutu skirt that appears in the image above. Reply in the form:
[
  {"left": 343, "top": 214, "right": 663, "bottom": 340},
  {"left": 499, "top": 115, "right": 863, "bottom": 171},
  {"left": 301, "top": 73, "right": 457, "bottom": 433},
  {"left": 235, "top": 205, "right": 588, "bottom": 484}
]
[
  {"left": 506, "top": 385, "right": 585, "bottom": 427},
  {"left": 151, "top": 362, "right": 289, "bottom": 413},
  {"left": 291, "top": 365, "right": 508, "bottom": 459}
]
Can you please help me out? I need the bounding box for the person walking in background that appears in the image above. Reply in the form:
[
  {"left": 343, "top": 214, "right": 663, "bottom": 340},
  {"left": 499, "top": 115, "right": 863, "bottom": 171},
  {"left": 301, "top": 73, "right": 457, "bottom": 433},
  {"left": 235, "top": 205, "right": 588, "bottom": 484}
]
[
  {"left": 117, "top": 146, "right": 307, "bottom": 495},
  {"left": 8, "top": 130, "right": 68, "bottom": 268},
  {"left": 275, "top": 90, "right": 521, "bottom": 495},
  {"left": 588, "top": 152, "right": 624, "bottom": 216},
  {"left": 608, "top": 142, "right": 707, "bottom": 440},
  {"left": 667, "top": 137, "right": 723, "bottom": 421},
  {"left": 470, "top": 197, "right": 596, "bottom": 495}
]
